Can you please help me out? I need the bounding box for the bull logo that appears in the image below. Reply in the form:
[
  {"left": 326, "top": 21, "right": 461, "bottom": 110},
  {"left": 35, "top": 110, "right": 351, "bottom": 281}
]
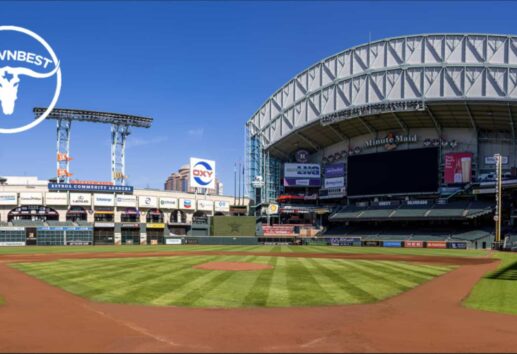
[
  {"left": 0, "top": 26, "right": 61, "bottom": 134},
  {"left": 0, "top": 65, "right": 59, "bottom": 115}
]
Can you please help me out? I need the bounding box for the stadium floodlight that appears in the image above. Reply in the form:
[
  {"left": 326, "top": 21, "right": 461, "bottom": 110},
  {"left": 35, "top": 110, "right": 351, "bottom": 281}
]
[{"left": 34, "top": 107, "right": 153, "bottom": 185}]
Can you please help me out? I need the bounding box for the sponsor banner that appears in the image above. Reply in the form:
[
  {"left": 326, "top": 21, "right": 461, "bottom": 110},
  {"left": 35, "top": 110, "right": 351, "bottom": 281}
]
[
  {"left": 70, "top": 193, "right": 91, "bottom": 206},
  {"left": 116, "top": 195, "right": 137, "bottom": 207},
  {"left": 284, "top": 163, "right": 321, "bottom": 178},
  {"left": 485, "top": 155, "right": 509, "bottom": 165},
  {"left": 197, "top": 200, "right": 214, "bottom": 212},
  {"left": 448, "top": 242, "right": 467, "bottom": 249},
  {"left": 0, "top": 242, "right": 25, "bottom": 247},
  {"left": 0, "top": 192, "right": 17, "bottom": 205},
  {"left": 66, "top": 241, "right": 92, "bottom": 246},
  {"left": 324, "top": 176, "right": 345, "bottom": 189},
  {"left": 0, "top": 227, "right": 25, "bottom": 231},
  {"left": 214, "top": 200, "right": 230, "bottom": 212},
  {"left": 179, "top": 198, "right": 195, "bottom": 210},
  {"left": 48, "top": 183, "right": 133, "bottom": 193},
  {"left": 38, "top": 226, "right": 93, "bottom": 231},
  {"left": 362, "top": 240, "right": 381, "bottom": 247},
  {"left": 324, "top": 163, "right": 345, "bottom": 178},
  {"left": 121, "top": 223, "right": 140, "bottom": 228},
  {"left": 190, "top": 157, "right": 216, "bottom": 189},
  {"left": 93, "top": 194, "right": 115, "bottom": 207},
  {"left": 70, "top": 180, "right": 113, "bottom": 186},
  {"left": 147, "top": 223, "right": 165, "bottom": 229},
  {"left": 138, "top": 196, "right": 158, "bottom": 209},
  {"left": 383, "top": 241, "right": 402, "bottom": 248},
  {"left": 159, "top": 197, "right": 178, "bottom": 210},
  {"left": 94, "top": 222, "right": 115, "bottom": 228},
  {"left": 330, "top": 237, "right": 361, "bottom": 246},
  {"left": 426, "top": 241, "right": 447, "bottom": 249},
  {"left": 284, "top": 177, "right": 321, "bottom": 187},
  {"left": 166, "top": 238, "right": 182, "bottom": 245},
  {"left": 19, "top": 193, "right": 43, "bottom": 205},
  {"left": 405, "top": 240, "right": 424, "bottom": 248},
  {"left": 444, "top": 152, "right": 473, "bottom": 184},
  {"left": 45, "top": 192, "right": 68, "bottom": 206}
]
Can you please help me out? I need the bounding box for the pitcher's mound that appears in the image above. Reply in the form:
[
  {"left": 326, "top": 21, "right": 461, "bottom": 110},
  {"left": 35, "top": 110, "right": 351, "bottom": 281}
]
[{"left": 193, "top": 262, "right": 273, "bottom": 271}]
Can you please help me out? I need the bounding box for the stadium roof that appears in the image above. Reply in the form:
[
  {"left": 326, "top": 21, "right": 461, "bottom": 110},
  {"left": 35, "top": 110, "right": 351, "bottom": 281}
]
[{"left": 246, "top": 34, "right": 517, "bottom": 158}]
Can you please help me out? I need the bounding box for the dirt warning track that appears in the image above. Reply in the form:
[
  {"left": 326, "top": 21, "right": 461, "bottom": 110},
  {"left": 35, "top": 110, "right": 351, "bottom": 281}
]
[{"left": 0, "top": 251, "right": 516, "bottom": 353}]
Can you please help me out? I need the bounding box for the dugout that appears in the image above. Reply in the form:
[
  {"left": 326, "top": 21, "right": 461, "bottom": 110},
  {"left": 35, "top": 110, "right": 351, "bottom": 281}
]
[
  {"left": 146, "top": 223, "right": 166, "bottom": 245},
  {"left": 120, "top": 223, "right": 141, "bottom": 245},
  {"left": 36, "top": 227, "right": 93, "bottom": 246},
  {"left": 0, "top": 227, "right": 26, "bottom": 246}
]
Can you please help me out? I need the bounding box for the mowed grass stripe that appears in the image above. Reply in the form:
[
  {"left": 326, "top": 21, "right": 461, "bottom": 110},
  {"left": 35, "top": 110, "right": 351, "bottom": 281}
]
[
  {"left": 242, "top": 257, "right": 276, "bottom": 307},
  {"left": 266, "top": 257, "right": 290, "bottom": 307},
  {"left": 328, "top": 259, "right": 413, "bottom": 297},
  {"left": 150, "top": 255, "right": 257, "bottom": 306},
  {"left": 285, "top": 257, "right": 334, "bottom": 306},
  {"left": 337, "top": 260, "right": 416, "bottom": 290},
  {"left": 374, "top": 260, "right": 453, "bottom": 278},
  {"left": 297, "top": 257, "right": 354, "bottom": 305},
  {"left": 356, "top": 260, "right": 434, "bottom": 286},
  {"left": 189, "top": 256, "right": 264, "bottom": 308},
  {"left": 170, "top": 256, "right": 257, "bottom": 307},
  {"left": 305, "top": 257, "right": 378, "bottom": 303}
]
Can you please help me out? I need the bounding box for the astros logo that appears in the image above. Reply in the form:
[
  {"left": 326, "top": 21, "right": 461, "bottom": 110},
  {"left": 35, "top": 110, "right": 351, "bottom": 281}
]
[{"left": 192, "top": 161, "right": 214, "bottom": 186}]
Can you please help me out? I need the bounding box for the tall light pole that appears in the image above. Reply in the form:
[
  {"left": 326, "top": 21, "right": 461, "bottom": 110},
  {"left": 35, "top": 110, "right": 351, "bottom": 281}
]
[{"left": 494, "top": 153, "right": 503, "bottom": 243}]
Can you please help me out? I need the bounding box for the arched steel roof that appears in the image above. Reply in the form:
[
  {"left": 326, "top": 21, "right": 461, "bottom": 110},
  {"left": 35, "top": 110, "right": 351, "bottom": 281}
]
[{"left": 246, "top": 33, "right": 517, "bottom": 151}]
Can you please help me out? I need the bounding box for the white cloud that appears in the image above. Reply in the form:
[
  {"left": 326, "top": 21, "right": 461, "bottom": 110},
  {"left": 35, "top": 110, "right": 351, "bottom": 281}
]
[
  {"left": 126, "top": 136, "right": 168, "bottom": 149},
  {"left": 187, "top": 128, "right": 204, "bottom": 137}
]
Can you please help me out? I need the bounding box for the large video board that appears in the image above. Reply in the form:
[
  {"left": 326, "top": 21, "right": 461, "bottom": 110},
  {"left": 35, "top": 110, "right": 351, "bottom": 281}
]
[{"left": 347, "top": 147, "right": 439, "bottom": 196}]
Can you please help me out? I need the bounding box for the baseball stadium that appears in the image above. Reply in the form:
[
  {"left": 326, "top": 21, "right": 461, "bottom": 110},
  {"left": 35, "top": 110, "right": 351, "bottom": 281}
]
[{"left": 2, "top": 33, "right": 517, "bottom": 353}]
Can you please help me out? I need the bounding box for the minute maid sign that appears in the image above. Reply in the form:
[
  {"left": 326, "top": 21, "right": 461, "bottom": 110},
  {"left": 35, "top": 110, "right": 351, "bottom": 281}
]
[{"left": 364, "top": 132, "right": 417, "bottom": 151}]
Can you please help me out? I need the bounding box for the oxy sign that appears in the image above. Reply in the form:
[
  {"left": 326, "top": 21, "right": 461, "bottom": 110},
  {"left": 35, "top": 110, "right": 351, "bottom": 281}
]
[{"left": 190, "top": 157, "right": 216, "bottom": 189}]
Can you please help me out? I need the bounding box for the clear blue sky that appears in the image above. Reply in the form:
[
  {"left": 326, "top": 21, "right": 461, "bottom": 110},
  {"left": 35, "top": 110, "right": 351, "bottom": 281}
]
[{"left": 0, "top": 1, "right": 515, "bottom": 193}]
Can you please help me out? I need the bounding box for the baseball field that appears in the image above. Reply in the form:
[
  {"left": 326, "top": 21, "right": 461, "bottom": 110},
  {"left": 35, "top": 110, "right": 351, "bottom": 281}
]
[{"left": 0, "top": 245, "right": 516, "bottom": 352}]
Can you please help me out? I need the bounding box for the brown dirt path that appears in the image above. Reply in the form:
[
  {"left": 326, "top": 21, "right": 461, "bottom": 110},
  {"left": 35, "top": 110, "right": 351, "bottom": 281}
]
[{"left": 0, "top": 251, "right": 516, "bottom": 352}]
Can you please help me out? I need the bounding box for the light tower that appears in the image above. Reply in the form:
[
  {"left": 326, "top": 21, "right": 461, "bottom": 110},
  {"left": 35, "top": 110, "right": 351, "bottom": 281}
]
[{"left": 34, "top": 108, "right": 153, "bottom": 185}]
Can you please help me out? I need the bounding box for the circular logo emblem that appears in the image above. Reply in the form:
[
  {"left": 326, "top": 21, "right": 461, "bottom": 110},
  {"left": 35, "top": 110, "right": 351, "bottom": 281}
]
[
  {"left": 193, "top": 161, "right": 214, "bottom": 186},
  {"left": 295, "top": 149, "right": 310, "bottom": 163},
  {"left": 0, "top": 26, "right": 61, "bottom": 134}
]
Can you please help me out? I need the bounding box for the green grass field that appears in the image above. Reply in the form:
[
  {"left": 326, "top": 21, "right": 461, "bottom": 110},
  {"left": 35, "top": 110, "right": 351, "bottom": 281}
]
[
  {"left": 0, "top": 244, "right": 489, "bottom": 257},
  {"left": 0, "top": 295, "right": 4, "bottom": 305},
  {"left": 11, "top": 255, "right": 452, "bottom": 308},
  {"left": 464, "top": 252, "right": 517, "bottom": 315}
]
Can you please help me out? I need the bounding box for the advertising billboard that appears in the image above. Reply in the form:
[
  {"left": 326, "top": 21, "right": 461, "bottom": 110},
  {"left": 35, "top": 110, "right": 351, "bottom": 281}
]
[
  {"left": 44, "top": 192, "right": 68, "bottom": 206},
  {"left": 197, "top": 200, "right": 214, "bottom": 212},
  {"left": 404, "top": 240, "right": 424, "bottom": 248},
  {"left": 324, "top": 163, "right": 345, "bottom": 178},
  {"left": 19, "top": 193, "right": 43, "bottom": 205},
  {"left": 383, "top": 241, "right": 402, "bottom": 248},
  {"left": 444, "top": 152, "right": 473, "bottom": 184},
  {"left": 93, "top": 194, "right": 115, "bottom": 207},
  {"left": 283, "top": 163, "right": 321, "bottom": 187},
  {"left": 159, "top": 197, "right": 178, "bottom": 210},
  {"left": 0, "top": 192, "right": 17, "bottom": 205},
  {"left": 347, "top": 147, "right": 439, "bottom": 196},
  {"left": 426, "top": 241, "right": 447, "bottom": 249},
  {"left": 179, "top": 198, "right": 195, "bottom": 210},
  {"left": 214, "top": 200, "right": 230, "bottom": 212},
  {"left": 138, "top": 196, "right": 158, "bottom": 209},
  {"left": 116, "top": 195, "right": 137, "bottom": 207},
  {"left": 48, "top": 183, "right": 133, "bottom": 193},
  {"left": 70, "top": 193, "right": 91, "bottom": 206},
  {"left": 324, "top": 177, "right": 345, "bottom": 189},
  {"left": 190, "top": 157, "right": 216, "bottom": 189}
]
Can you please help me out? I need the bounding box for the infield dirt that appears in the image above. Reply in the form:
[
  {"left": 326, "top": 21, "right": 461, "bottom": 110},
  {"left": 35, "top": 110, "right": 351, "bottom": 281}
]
[{"left": 0, "top": 251, "right": 516, "bottom": 353}]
